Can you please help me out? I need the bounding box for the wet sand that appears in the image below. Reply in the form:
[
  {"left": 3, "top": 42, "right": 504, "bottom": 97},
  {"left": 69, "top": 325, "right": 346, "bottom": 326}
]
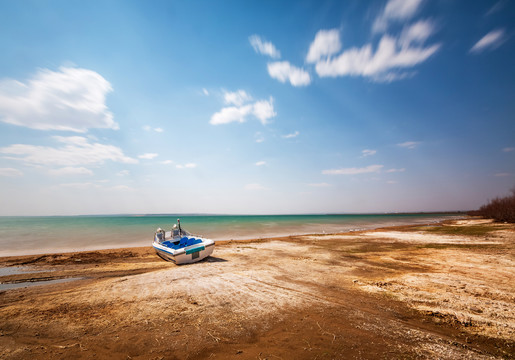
[{"left": 0, "top": 218, "right": 513, "bottom": 359}]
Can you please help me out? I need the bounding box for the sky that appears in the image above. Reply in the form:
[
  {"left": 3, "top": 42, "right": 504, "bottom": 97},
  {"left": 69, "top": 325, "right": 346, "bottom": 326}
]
[{"left": 0, "top": 0, "right": 514, "bottom": 216}]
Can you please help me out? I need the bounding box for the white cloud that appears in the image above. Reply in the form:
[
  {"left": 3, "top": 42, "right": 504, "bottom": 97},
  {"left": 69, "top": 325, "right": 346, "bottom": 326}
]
[
  {"left": 267, "top": 61, "right": 311, "bottom": 86},
  {"left": 308, "top": 182, "right": 331, "bottom": 187},
  {"left": 202, "top": 88, "right": 209, "bottom": 96},
  {"left": 210, "top": 105, "right": 252, "bottom": 125},
  {"left": 386, "top": 168, "right": 406, "bottom": 173},
  {"left": 0, "top": 136, "right": 137, "bottom": 166},
  {"left": 48, "top": 167, "right": 93, "bottom": 176},
  {"left": 224, "top": 90, "right": 252, "bottom": 106},
  {"left": 373, "top": 0, "right": 423, "bottom": 33},
  {"left": 322, "top": 164, "right": 383, "bottom": 175},
  {"left": 0, "top": 167, "right": 23, "bottom": 177},
  {"left": 160, "top": 160, "right": 174, "bottom": 165},
  {"left": 399, "top": 20, "right": 435, "bottom": 47},
  {"left": 387, "top": 180, "right": 398, "bottom": 184},
  {"left": 249, "top": 35, "right": 281, "bottom": 59},
  {"left": 117, "top": 170, "right": 130, "bottom": 176},
  {"left": 143, "top": 125, "right": 164, "bottom": 133},
  {"left": 470, "top": 29, "right": 505, "bottom": 53},
  {"left": 362, "top": 149, "right": 377, "bottom": 157},
  {"left": 315, "top": 34, "right": 440, "bottom": 81},
  {"left": 255, "top": 132, "right": 265, "bottom": 143},
  {"left": 282, "top": 131, "right": 300, "bottom": 139},
  {"left": 306, "top": 29, "right": 342, "bottom": 63},
  {"left": 210, "top": 93, "right": 276, "bottom": 126},
  {"left": 176, "top": 163, "right": 197, "bottom": 169},
  {"left": 0, "top": 67, "right": 117, "bottom": 132},
  {"left": 397, "top": 141, "right": 420, "bottom": 149},
  {"left": 503, "top": 147, "right": 514, "bottom": 152},
  {"left": 255, "top": 161, "right": 266, "bottom": 166},
  {"left": 252, "top": 97, "right": 276, "bottom": 125},
  {"left": 138, "top": 153, "right": 158, "bottom": 160},
  {"left": 244, "top": 183, "right": 267, "bottom": 190}
]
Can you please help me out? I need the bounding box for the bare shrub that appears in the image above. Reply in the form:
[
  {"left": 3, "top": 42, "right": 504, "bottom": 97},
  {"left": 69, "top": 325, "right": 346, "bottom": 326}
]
[{"left": 475, "top": 187, "right": 515, "bottom": 223}]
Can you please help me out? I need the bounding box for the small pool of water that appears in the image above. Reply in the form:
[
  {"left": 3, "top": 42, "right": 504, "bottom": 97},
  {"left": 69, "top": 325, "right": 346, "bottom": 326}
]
[
  {"left": 0, "top": 266, "right": 45, "bottom": 276},
  {"left": 0, "top": 277, "right": 84, "bottom": 291}
]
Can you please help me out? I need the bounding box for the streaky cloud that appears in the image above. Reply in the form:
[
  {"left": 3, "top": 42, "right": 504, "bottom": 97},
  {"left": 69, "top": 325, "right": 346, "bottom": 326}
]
[
  {"left": 267, "top": 61, "right": 311, "bottom": 87},
  {"left": 249, "top": 35, "right": 281, "bottom": 59},
  {"left": 322, "top": 164, "right": 383, "bottom": 175},
  {"left": 470, "top": 29, "right": 505, "bottom": 54},
  {"left": 0, "top": 67, "right": 117, "bottom": 132}
]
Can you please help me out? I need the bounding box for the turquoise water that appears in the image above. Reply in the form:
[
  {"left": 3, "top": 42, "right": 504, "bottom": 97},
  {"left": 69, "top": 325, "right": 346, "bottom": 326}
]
[{"left": 0, "top": 213, "right": 462, "bottom": 256}]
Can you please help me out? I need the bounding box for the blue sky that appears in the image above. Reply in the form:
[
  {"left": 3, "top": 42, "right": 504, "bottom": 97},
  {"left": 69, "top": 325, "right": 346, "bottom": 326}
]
[{"left": 0, "top": 0, "right": 514, "bottom": 215}]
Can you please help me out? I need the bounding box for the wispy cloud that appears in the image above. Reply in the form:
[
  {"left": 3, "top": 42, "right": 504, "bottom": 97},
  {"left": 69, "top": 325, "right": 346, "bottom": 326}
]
[
  {"left": 249, "top": 35, "right": 281, "bottom": 59},
  {"left": 322, "top": 164, "right": 383, "bottom": 175},
  {"left": 0, "top": 67, "right": 117, "bottom": 132},
  {"left": 48, "top": 167, "right": 93, "bottom": 176},
  {"left": 503, "top": 147, "right": 515, "bottom": 152},
  {"left": 255, "top": 132, "right": 265, "bottom": 143},
  {"left": 282, "top": 131, "right": 300, "bottom": 139},
  {"left": 314, "top": 29, "right": 440, "bottom": 82},
  {"left": 0, "top": 136, "right": 137, "bottom": 166},
  {"left": 244, "top": 183, "right": 267, "bottom": 190},
  {"left": 372, "top": 0, "right": 423, "bottom": 33},
  {"left": 306, "top": 29, "right": 342, "bottom": 63},
  {"left": 470, "top": 29, "right": 505, "bottom": 53},
  {"left": 399, "top": 20, "right": 435, "bottom": 47},
  {"left": 138, "top": 153, "right": 158, "bottom": 160},
  {"left": 494, "top": 172, "right": 512, "bottom": 177},
  {"left": 160, "top": 160, "right": 173, "bottom": 165},
  {"left": 224, "top": 90, "right": 252, "bottom": 106},
  {"left": 267, "top": 61, "right": 311, "bottom": 87},
  {"left": 0, "top": 167, "right": 23, "bottom": 177},
  {"left": 397, "top": 141, "right": 420, "bottom": 149},
  {"left": 117, "top": 170, "right": 130, "bottom": 176},
  {"left": 202, "top": 88, "right": 209, "bottom": 96},
  {"left": 211, "top": 91, "right": 276, "bottom": 126},
  {"left": 176, "top": 163, "right": 197, "bottom": 169},
  {"left": 486, "top": 1, "right": 505, "bottom": 16},
  {"left": 361, "top": 149, "right": 377, "bottom": 157},
  {"left": 255, "top": 161, "right": 266, "bottom": 166},
  {"left": 143, "top": 125, "right": 164, "bottom": 133},
  {"left": 386, "top": 168, "right": 406, "bottom": 173}
]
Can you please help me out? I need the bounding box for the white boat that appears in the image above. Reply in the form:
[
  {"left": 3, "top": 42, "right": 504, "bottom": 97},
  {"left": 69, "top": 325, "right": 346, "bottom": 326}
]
[{"left": 152, "top": 219, "right": 215, "bottom": 264}]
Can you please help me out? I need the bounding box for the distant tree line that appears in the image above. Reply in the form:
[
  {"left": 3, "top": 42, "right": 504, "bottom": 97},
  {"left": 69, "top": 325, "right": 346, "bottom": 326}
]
[{"left": 469, "top": 187, "right": 515, "bottom": 223}]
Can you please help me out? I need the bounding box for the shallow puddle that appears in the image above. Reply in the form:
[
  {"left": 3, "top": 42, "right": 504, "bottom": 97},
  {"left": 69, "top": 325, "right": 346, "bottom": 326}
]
[
  {"left": 0, "top": 266, "right": 45, "bottom": 276},
  {"left": 0, "top": 277, "right": 84, "bottom": 291}
]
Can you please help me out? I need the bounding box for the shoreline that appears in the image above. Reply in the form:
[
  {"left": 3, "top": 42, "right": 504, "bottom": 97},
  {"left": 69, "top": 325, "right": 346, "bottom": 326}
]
[
  {"left": 0, "top": 213, "right": 464, "bottom": 258},
  {"left": 0, "top": 216, "right": 464, "bottom": 259},
  {"left": 1, "top": 217, "right": 513, "bottom": 359}
]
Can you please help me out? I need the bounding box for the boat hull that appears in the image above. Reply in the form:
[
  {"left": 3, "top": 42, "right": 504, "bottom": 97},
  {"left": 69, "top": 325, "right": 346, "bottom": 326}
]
[{"left": 152, "top": 239, "right": 215, "bottom": 264}]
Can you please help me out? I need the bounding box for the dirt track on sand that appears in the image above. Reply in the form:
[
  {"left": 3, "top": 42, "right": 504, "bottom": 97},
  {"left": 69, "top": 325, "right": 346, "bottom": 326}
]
[{"left": 0, "top": 219, "right": 513, "bottom": 359}]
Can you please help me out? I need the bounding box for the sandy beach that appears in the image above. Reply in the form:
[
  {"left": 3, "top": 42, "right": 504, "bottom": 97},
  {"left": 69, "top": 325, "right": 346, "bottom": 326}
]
[{"left": 0, "top": 218, "right": 513, "bottom": 359}]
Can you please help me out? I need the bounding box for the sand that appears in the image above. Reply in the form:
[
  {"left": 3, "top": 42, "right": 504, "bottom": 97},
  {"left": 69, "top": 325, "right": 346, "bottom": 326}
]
[{"left": 0, "top": 218, "right": 513, "bottom": 359}]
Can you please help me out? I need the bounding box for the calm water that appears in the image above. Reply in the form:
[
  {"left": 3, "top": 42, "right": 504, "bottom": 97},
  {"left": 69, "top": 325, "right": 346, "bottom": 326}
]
[{"left": 0, "top": 213, "right": 462, "bottom": 256}]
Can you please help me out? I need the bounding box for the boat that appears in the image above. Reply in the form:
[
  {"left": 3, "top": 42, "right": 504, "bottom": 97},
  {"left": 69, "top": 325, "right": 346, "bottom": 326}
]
[{"left": 152, "top": 219, "right": 215, "bottom": 264}]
